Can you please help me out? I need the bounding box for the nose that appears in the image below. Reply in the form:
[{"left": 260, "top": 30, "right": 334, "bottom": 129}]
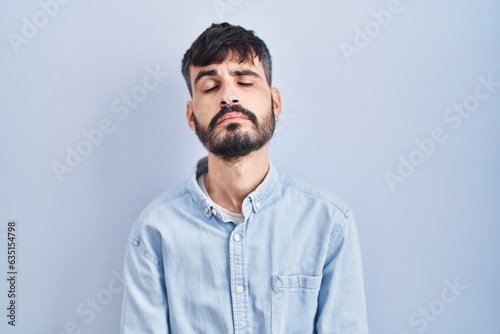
[{"left": 219, "top": 83, "right": 240, "bottom": 108}]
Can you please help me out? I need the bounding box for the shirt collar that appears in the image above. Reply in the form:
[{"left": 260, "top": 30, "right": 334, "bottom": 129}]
[{"left": 188, "top": 156, "right": 279, "bottom": 220}]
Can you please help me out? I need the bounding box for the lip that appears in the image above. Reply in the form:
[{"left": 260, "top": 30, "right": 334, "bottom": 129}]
[{"left": 217, "top": 113, "right": 249, "bottom": 125}]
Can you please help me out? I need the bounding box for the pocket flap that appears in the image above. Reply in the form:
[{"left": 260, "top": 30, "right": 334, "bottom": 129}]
[{"left": 272, "top": 275, "right": 322, "bottom": 291}]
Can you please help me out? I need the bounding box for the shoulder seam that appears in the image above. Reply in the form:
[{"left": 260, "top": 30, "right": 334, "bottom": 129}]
[
  {"left": 140, "top": 245, "right": 163, "bottom": 269},
  {"left": 131, "top": 186, "right": 191, "bottom": 269},
  {"left": 278, "top": 176, "right": 350, "bottom": 218},
  {"left": 128, "top": 236, "right": 164, "bottom": 269}
]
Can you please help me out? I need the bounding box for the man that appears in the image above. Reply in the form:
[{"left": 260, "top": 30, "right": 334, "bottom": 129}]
[{"left": 121, "top": 22, "right": 368, "bottom": 333}]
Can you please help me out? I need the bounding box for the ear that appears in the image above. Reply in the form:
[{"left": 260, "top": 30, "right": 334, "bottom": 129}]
[
  {"left": 186, "top": 100, "right": 196, "bottom": 131},
  {"left": 271, "top": 87, "right": 282, "bottom": 120}
]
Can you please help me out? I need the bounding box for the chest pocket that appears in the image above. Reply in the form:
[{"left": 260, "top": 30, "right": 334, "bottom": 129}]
[{"left": 271, "top": 274, "right": 322, "bottom": 334}]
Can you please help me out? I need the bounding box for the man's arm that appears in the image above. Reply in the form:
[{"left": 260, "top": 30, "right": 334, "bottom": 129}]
[
  {"left": 121, "top": 235, "right": 169, "bottom": 333},
  {"left": 315, "top": 210, "right": 369, "bottom": 333}
]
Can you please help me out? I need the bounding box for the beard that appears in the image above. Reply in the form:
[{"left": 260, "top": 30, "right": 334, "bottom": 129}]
[{"left": 193, "top": 101, "right": 276, "bottom": 162}]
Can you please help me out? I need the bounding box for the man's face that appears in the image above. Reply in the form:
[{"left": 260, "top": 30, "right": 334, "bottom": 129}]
[{"left": 186, "top": 55, "right": 281, "bottom": 161}]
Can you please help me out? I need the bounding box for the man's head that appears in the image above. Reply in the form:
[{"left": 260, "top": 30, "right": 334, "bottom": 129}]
[
  {"left": 182, "top": 23, "right": 281, "bottom": 162},
  {"left": 181, "top": 22, "right": 272, "bottom": 96}
]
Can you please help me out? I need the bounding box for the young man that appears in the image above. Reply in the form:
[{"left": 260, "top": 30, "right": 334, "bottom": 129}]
[{"left": 121, "top": 23, "right": 368, "bottom": 333}]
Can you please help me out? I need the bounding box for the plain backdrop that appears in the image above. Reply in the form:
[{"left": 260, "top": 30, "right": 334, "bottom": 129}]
[{"left": 1, "top": 0, "right": 499, "bottom": 333}]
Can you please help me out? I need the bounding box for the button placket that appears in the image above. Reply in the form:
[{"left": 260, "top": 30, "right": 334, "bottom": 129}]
[{"left": 229, "top": 225, "right": 249, "bottom": 333}]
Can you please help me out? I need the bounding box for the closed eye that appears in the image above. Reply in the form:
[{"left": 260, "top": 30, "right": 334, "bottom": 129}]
[
  {"left": 204, "top": 86, "right": 219, "bottom": 93},
  {"left": 238, "top": 82, "right": 253, "bottom": 87}
]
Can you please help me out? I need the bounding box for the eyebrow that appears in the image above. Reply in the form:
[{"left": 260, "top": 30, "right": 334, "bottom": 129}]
[
  {"left": 194, "top": 69, "right": 262, "bottom": 86},
  {"left": 231, "top": 69, "right": 261, "bottom": 79},
  {"left": 194, "top": 69, "right": 217, "bottom": 86}
]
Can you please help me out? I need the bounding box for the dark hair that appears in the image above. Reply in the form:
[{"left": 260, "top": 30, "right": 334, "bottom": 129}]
[{"left": 181, "top": 22, "right": 272, "bottom": 96}]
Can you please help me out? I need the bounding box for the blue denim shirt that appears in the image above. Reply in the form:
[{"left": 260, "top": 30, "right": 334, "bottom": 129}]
[{"left": 121, "top": 157, "right": 368, "bottom": 333}]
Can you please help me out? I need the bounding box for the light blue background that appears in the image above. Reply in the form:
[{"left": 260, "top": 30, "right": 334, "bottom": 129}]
[{"left": 1, "top": 0, "right": 499, "bottom": 333}]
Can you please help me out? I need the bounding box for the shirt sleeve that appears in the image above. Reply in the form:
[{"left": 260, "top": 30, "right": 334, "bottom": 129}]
[
  {"left": 315, "top": 209, "right": 369, "bottom": 333},
  {"left": 121, "top": 235, "right": 169, "bottom": 333}
]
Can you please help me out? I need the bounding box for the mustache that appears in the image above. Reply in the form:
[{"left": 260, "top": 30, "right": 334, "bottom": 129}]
[{"left": 208, "top": 104, "right": 258, "bottom": 131}]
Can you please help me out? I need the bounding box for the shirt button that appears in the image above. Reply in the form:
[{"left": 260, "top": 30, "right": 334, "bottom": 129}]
[
  {"left": 233, "top": 233, "right": 240, "bottom": 242},
  {"left": 255, "top": 201, "right": 261, "bottom": 208},
  {"left": 236, "top": 285, "right": 244, "bottom": 294},
  {"left": 204, "top": 207, "right": 209, "bottom": 214},
  {"left": 211, "top": 208, "right": 218, "bottom": 216}
]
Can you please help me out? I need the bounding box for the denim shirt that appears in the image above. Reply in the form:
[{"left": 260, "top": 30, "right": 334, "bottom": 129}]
[{"left": 121, "top": 157, "right": 369, "bottom": 334}]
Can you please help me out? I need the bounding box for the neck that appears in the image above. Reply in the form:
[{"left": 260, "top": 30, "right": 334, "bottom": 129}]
[{"left": 204, "top": 146, "right": 270, "bottom": 213}]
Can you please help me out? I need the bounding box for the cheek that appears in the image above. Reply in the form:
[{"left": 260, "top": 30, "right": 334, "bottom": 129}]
[
  {"left": 249, "top": 89, "right": 272, "bottom": 107},
  {"left": 192, "top": 101, "right": 212, "bottom": 121},
  {"left": 250, "top": 97, "right": 273, "bottom": 117},
  {"left": 193, "top": 107, "right": 222, "bottom": 130}
]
